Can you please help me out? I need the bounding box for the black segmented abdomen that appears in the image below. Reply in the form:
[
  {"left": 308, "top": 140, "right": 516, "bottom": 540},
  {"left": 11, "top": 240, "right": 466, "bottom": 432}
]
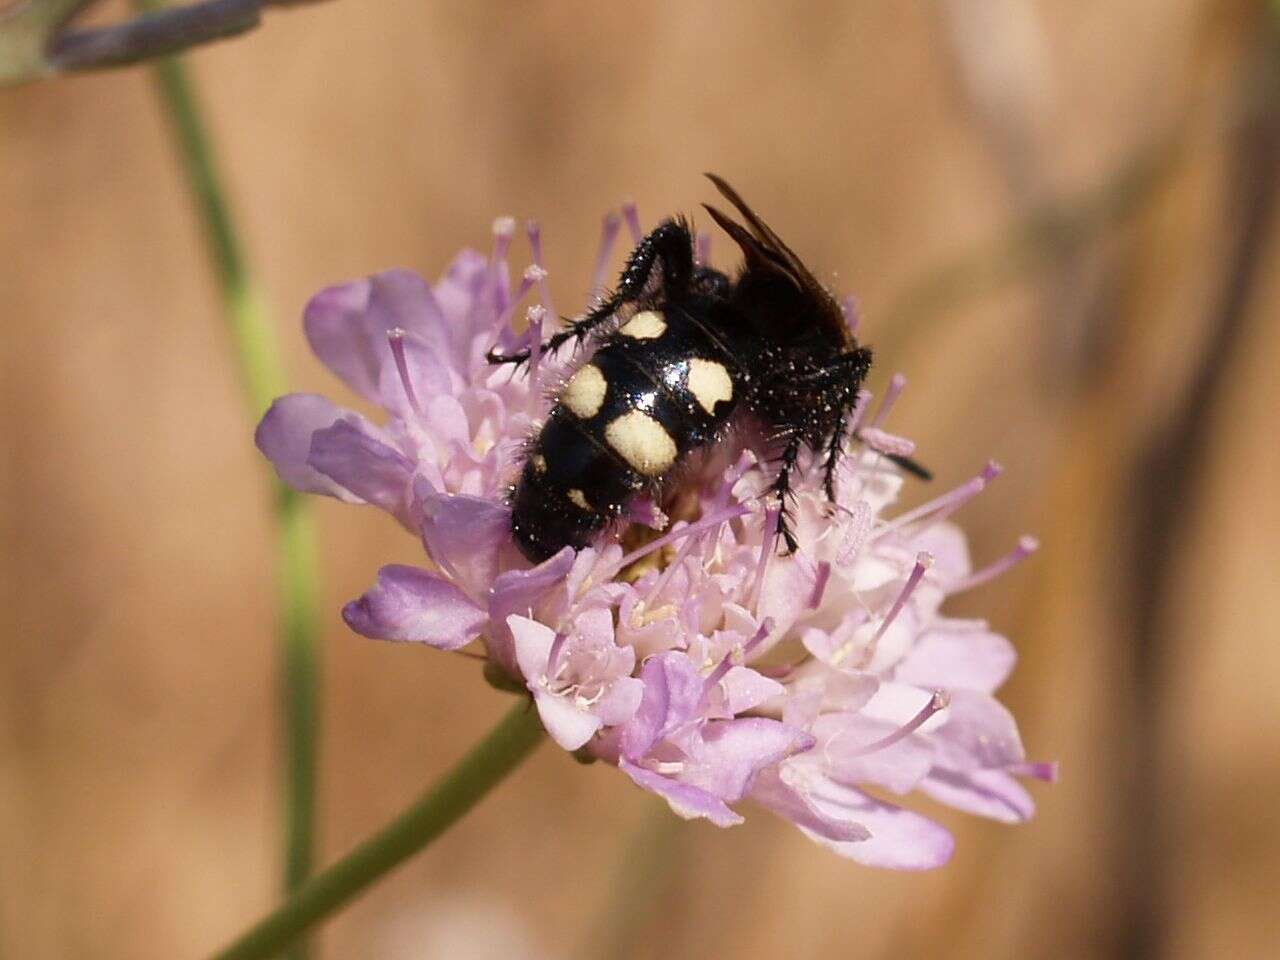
[{"left": 510, "top": 301, "right": 741, "bottom": 562}]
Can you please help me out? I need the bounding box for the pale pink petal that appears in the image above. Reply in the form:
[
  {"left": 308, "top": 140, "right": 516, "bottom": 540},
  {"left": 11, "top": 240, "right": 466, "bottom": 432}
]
[
  {"left": 932, "top": 689, "right": 1026, "bottom": 771},
  {"left": 574, "top": 606, "right": 616, "bottom": 648},
  {"left": 534, "top": 690, "right": 603, "bottom": 751},
  {"left": 594, "top": 676, "right": 645, "bottom": 726},
  {"left": 255, "top": 394, "right": 372, "bottom": 502},
  {"left": 620, "top": 652, "right": 704, "bottom": 761},
  {"left": 302, "top": 280, "right": 380, "bottom": 401},
  {"left": 423, "top": 393, "right": 473, "bottom": 450},
  {"left": 893, "top": 622, "right": 1016, "bottom": 694},
  {"left": 859, "top": 681, "right": 950, "bottom": 732},
  {"left": 342, "top": 565, "right": 486, "bottom": 649},
  {"left": 485, "top": 548, "right": 574, "bottom": 672},
  {"left": 418, "top": 486, "right": 512, "bottom": 593},
  {"left": 720, "top": 666, "right": 785, "bottom": 715},
  {"left": 794, "top": 773, "right": 955, "bottom": 869},
  {"left": 750, "top": 768, "right": 872, "bottom": 843},
  {"left": 813, "top": 713, "right": 935, "bottom": 795},
  {"left": 619, "top": 759, "right": 743, "bottom": 827},
  {"left": 507, "top": 615, "right": 555, "bottom": 682},
  {"left": 904, "top": 521, "right": 971, "bottom": 581},
  {"left": 682, "top": 718, "right": 814, "bottom": 802},
  {"left": 309, "top": 419, "right": 415, "bottom": 522},
  {"left": 433, "top": 249, "right": 489, "bottom": 323},
  {"left": 919, "top": 768, "right": 1035, "bottom": 823}
]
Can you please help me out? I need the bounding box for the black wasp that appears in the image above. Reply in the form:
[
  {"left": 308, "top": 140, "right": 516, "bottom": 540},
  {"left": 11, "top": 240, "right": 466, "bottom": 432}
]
[{"left": 488, "top": 174, "right": 927, "bottom": 563}]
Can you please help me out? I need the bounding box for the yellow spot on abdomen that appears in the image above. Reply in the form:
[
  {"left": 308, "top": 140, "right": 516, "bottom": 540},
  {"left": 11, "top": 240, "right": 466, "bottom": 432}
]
[
  {"left": 686, "top": 358, "right": 733, "bottom": 413},
  {"left": 567, "top": 488, "right": 591, "bottom": 511},
  {"left": 562, "top": 364, "right": 607, "bottom": 419},
  {"left": 605, "top": 410, "right": 677, "bottom": 476},
  {"left": 619, "top": 310, "right": 666, "bottom": 339}
]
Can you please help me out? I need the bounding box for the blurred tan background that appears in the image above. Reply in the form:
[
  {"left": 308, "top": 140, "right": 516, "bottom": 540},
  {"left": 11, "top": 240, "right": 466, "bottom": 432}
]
[{"left": 2, "top": 1, "right": 1278, "bottom": 957}]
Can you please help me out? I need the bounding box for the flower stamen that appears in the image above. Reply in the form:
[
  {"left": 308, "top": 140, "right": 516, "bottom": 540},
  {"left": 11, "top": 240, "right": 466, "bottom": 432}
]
[
  {"left": 848, "top": 690, "right": 950, "bottom": 757},
  {"left": 873, "top": 460, "right": 1001, "bottom": 542},
  {"left": 386, "top": 328, "right": 421, "bottom": 415},
  {"left": 701, "top": 618, "right": 773, "bottom": 702},
  {"left": 493, "top": 265, "right": 543, "bottom": 336},
  {"left": 525, "top": 304, "right": 546, "bottom": 398},
  {"left": 646, "top": 524, "right": 704, "bottom": 606},
  {"left": 949, "top": 535, "right": 1040, "bottom": 593},
  {"left": 749, "top": 508, "right": 780, "bottom": 614},
  {"left": 622, "top": 199, "right": 643, "bottom": 243},
  {"left": 525, "top": 220, "right": 557, "bottom": 320},
  {"left": 869, "top": 373, "right": 906, "bottom": 429},
  {"left": 589, "top": 211, "right": 622, "bottom": 301},
  {"left": 490, "top": 216, "right": 516, "bottom": 314},
  {"left": 1008, "top": 761, "right": 1060, "bottom": 783},
  {"left": 833, "top": 551, "right": 933, "bottom": 667},
  {"left": 695, "top": 230, "right": 712, "bottom": 266},
  {"left": 841, "top": 295, "right": 861, "bottom": 336},
  {"left": 608, "top": 504, "right": 749, "bottom": 581},
  {"left": 545, "top": 630, "right": 568, "bottom": 679},
  {"left": 808, "top": 561, "right": 832, "bottom": 610}
]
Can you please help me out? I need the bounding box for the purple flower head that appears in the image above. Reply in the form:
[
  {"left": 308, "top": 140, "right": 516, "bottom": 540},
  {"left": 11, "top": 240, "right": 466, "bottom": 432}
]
[{"left": 256, "top": 203, "right": 1053, "bottom": 870}]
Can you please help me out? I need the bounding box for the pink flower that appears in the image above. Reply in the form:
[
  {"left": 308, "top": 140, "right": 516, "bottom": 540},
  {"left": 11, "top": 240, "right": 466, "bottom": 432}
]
[
  {"left": 256, "top": 204, "right": 1053, "bottom": 870},
  {"left": 509, "top": 610, "right": 643, "bottom": 750}
]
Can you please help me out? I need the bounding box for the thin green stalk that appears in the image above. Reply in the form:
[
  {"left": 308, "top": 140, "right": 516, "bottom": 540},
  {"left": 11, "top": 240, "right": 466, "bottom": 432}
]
[
  {"left": 208, "top": 701, "right": 546, "bottom": 960},
  {"left": 138, "top": 7, "right": 321, "bottom": 956}
]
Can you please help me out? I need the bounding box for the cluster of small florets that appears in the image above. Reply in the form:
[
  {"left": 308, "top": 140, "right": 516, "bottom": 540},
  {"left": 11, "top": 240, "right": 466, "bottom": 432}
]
[{"left": 256, "top": 208, "right": 1052, "bottom": 869}]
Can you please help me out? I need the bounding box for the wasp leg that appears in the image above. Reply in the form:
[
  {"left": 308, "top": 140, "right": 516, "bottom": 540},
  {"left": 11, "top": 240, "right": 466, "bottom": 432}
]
[
  {"left": 771, "top": 433, "right": 803, "bottom": 555},
  {"left": 823, "top": 411, "right": 848, "bottom": 503},
  {"left": 801, "top": 348, "right": 873, "bottom": 503},
  {"left": 486, "top": 218, "right": 696, "bottom": 367},
  {"left": 873, "top": 450, "right": 933, "bottom": 481}
]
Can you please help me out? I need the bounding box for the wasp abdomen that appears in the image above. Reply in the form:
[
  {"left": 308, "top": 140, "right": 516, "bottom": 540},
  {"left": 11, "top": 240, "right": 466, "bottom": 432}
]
[{"left": 510, "top": 306, "right": 740, "bottom": 562}]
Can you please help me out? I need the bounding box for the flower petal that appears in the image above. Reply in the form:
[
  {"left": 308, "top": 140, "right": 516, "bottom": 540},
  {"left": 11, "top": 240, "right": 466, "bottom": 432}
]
[
  {"left": 859, "top": 681, "right": 950, "bottom": 732},
  {"left": 508, "top": 615, "right": 555, "bottom": 683},
  {"left": 749, "top": 767, "right": 872, "bottom": 843},
  {"left": 893, "top": 620, "right": 1016, "bottom": 694},
  {"left": 533, "top": 690, "right": 603, "bottom": 751},
  {"left": 720, "top": 666, "right": 785, "bottom": 715},
  {"left": 574, "top": 605, "right": 616, "bottom": 649},
  {"left": 302, "top": 279, "right": 380, "bottom": 401},
  {"left": 776, "top": 767, "right": 954, "bottom": 869},
  {"left": 342, "top": 565, "right": 486, "bottom": 649},
  {"left": 417, "top": 484, "right": 513, "bottom": 594},
  {"left": 812, "top": 712, "right": 935, "bottom": 795},
  {"left": 802, "top": 787, "right": 955, "bottom": 870},
  {"left": 486, "top": 548, "right": 575, "bottom": 673},
  {"left": 619, "top": 651, "right": 704, "bottom": 761},
  {"left": 918, "top": 768, "right": 1035, "bottom": 823},
  {"left": 682, "top": 718, "right": 814, "bottom": 802},
  {"left": 255, "top": 394, "right": 372, "bottom": 501},
  {"left": 618, "top": 759, "right": 743, "bottom": 827},
  {"left": 904, "top": 521, "right": 971, "bottom": 582},
  {"left": 433, "top": 249, "right": 489, "bottom": 326},
  {"left": 594, "top": 675, "right": 645, "bottom": 726},
  {"left": 932, "top": 689, "right": 1026, "bottom": 771},
  {"left": 308, "top": 419, "right": 415, "bottom": 523}
]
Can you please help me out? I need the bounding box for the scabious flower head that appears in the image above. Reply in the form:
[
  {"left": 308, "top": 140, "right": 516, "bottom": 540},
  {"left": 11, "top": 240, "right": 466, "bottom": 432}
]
[{"left": 257, "top": 206, "right": 1054, "bottom": 870}]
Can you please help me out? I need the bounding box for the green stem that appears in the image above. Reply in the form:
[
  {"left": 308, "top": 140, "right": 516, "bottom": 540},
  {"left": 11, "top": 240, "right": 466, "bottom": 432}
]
[
  {"left": 138, "top": 7, "right": 321, "bottom": 956},
  {"left": 208, "top": 702, "right": 546, "bottom": 960},
  {"left": 279, "top": 486, "right": 320, "bottom": 898}
]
